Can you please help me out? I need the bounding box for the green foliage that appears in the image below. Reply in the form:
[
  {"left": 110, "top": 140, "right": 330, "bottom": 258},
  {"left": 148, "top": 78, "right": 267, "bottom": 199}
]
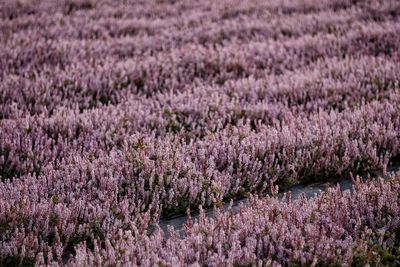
[{"left": 0, "top": 256, "right": 35, "bottom": 267}]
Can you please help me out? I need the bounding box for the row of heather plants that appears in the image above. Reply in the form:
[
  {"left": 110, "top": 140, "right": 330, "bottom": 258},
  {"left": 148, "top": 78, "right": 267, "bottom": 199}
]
[{"left": 2, "top": 175, "right": 399, "bottom": 266}]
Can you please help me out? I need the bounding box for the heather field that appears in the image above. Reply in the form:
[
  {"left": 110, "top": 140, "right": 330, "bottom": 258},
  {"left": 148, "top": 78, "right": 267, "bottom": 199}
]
[{"left": 1, "top": 0, "right": 400, "bottom": 266}]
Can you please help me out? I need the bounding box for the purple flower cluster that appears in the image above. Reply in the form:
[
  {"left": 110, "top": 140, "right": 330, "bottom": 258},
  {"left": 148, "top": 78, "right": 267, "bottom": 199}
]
[
  {"left": 1, "top": 0, "right": 400, "bottom": 265},
  {"left": 53, "top": 177, "right": 400, "bottom": 266}
]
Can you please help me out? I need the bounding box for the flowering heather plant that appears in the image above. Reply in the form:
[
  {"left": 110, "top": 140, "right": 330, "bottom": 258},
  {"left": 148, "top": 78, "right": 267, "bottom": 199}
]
[
  {"left": 0, "top": 0, "right": 400, "bottom": 265},
  {"left": 63, "top": 176, "right": 400, "bottom": 266}
]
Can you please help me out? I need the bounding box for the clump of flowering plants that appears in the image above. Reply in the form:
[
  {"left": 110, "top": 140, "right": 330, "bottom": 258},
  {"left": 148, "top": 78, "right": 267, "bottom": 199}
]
[
  {"left": 67, "top": 176, "right": 400, "bottom": 266},
  {"left": 0, "top": 0, "right": 400, "bottom": 265}
]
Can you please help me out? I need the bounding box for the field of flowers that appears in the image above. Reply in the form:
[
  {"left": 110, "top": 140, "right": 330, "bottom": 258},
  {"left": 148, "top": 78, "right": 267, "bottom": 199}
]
[{"left": 1, "top": 0, "right": 400, "bottom": 265}]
